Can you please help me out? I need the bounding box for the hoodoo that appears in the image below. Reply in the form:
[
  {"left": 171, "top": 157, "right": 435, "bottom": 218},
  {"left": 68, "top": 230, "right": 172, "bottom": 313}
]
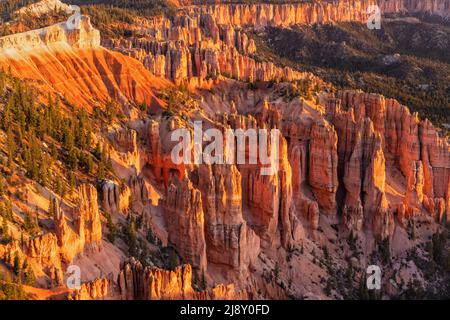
[{"left": 0, "top": 0, "right": 448, "bottom": 302}]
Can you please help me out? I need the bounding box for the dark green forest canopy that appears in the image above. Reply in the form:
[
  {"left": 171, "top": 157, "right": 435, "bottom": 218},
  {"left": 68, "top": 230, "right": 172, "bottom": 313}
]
[{"left": 252, "top": 20, "right": 450, "bottom": 131}]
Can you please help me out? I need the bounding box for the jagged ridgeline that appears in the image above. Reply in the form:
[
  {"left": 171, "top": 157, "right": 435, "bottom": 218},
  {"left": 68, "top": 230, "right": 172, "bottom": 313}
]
[
  {"left": 72, "top": 0, "right": 176, "bottom": 17},
  {"left": 0, "top": 0, "right": 40, "bottom": 21},
  {"left": 0, "top": 0, "right": 175, "bottom": 37}
]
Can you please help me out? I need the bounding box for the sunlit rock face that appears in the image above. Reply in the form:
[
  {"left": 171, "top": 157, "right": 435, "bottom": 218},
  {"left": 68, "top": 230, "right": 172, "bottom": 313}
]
[
  {"left": 0, "top": 15, "right": 100, "bottom": 51},
  {"left": 68, "top": 278, "right": 111, "bottom": 300},
  {"left": 323, "top": 91, "right": 449, "bottom": 238},
  {"left": 54, "top": 185, "right": 103, "bottom": 263},
  {"left": 117, "top": 258, "right": 247, "bottom": 300},
  {"left": 188, "top": 0, "right": 376, "bottom": 27},
  {"left": 0, "top": 16, "right": 166, "bottom": 109},
  {"left": 164, "top": 172, "right": 208, "bottom": 273},
  {"left": 15, "top": 0, "right": 72, "bottom": 17},
  {"left": 381, "top": 0, "right": 450, "bottom": 17}
]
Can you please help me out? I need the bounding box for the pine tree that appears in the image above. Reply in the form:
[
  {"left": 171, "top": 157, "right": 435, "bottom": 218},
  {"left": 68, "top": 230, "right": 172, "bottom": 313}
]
[
  {"left": 55, "top": 179, "right": 63, "bottom": 197},
  {"left": 24, "top": 212, "right": 39, "bottom": 237},
  {"left": 0, "top": 217, "right": 10, "bottom": 244},
  {"left": 2, "top": 96, "right": 13, "bottom": 130},
  {"left": 68, "top": 171, "right": 76, "bottom": 191},
  {"left": 105, "top": 212, "right": 116, "bottom": 243},
  {"left": 6, "top": 127, "right": 16, "bottom": 167},
  {"left": 201, "top": 271, "right": 207, "bottom": 290},
  {"left": 97, "top": 160, "right": 106, "bottom": 180},
  {"left": 50, "top": 143, "right": 58, "bottom": 160},
  {"left": 358, "top": 274, "right": 369, "bottom": 300},
  {"left": 168, "top": 249, "right": 179, "bottom": 270},
  {"left": 48, "top": 197, "right": 55, "bottom": 218},
  {"left": 13, "top": 251, "right": 21, "bottom": 276},
  {"left": 324, "top": 279, "right": 333, "bottom": 296},
  {"left": 23, "top": 266, "right": 36, "bottom": 286},
  {"left": 93, "top": 142, "right": 102, "bottom": 160},
  {"left": 0, "top": 71, "right": 5, "bottom": 93}
]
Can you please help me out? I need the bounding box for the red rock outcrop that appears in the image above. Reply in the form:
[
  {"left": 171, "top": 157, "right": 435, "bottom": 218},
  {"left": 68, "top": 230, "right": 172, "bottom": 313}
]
[
  {"left": 54, "top": 185, "right": 103, "bottom": 262},
  {"left": 103, "top": 12, "right": 315, "bottom": 85},
  {"left": 69, "top": 278, "right": 111, "bottom": 300},
  {"left": 15, "top": 0, "right": 71, "bottom": 17},
  {"left": 380, "top": 0, "right": 450, "bottom": 17},
  {"left": 99, "top": 180, "right": 131, "bottom": 216},
  {"left": 323, "top": 90, "right": 449, "bottom": 237},
  {"left": 117, "top": 258, "right": 247, "bottom": 300},
  {"left": 198, "top": 164, "right": 260, "bottom": 270},
  {"left": 0, "top": 232, "right": 63, "bottom": 285},
  {"left": 112, "top": 127, "right": 141, "bottom": 171},
  {"left": 129, "top": 175, "right": 150, "bottom": 206},
  {"left": 0, "top": 16, "right": 167, "bottom": 110},
  {"left": 147, "top": 119, "right": 187, "bottom": 184},
  {"left": 308, "top": 119, "right": 339, "bottom": 215},
  {"left": 75, "top": 184, "right": 103, "bottom": 248},
  {"left": 163, "top": 172, "right": 208, "bottom": 273},
  {"left": 189, "top": 0, "right": 376, "bottom": 27}
]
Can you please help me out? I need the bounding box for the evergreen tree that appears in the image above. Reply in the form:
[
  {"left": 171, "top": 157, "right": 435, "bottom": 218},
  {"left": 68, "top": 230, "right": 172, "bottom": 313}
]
[
  {"left": 168, "top": 249, "right": 179, "bottom": 270},
  {"left": 13, "top": 251, "right": 20, "bottom": 276},
  {"left": 105, "top": 211, "right": 116, "bottom": 243},
  {"left": 23, "top": 212, "right": 39, "bottom": 236},
  {"left": 23, "top": 266, "right": 36, "bottom": 286},
  {"left": 6, "top": 127, "right": 16, "bottom": 166},
  {"left": 48, "top": 197, "right": 55, "bottom": 218},
  {"left": 358, "top": 274, "right": 369, "bottom": 300}
]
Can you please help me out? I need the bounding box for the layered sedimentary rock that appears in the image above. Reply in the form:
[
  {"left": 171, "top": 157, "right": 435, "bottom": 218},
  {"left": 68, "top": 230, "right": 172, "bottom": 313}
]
[
  {"left": 129, "top": 175, "right": 150, "bottom": 206},
  {"left": 54, "top": 185, "right": 103, "bottom": 262},
  {"left": 118, "top": 258, "right": 247, "bottom": 300},
  {"left": 69, "top": 278, "right": 111, "bottom": 300},
  {"left": 15, "top": 0, "right": 71, "bottom": 17},
  {"left": 0, "top": 15, "right": 100, "bottom": 51},
  {"left": 99, "top": 180, "right": 131, "bottom": 216},
  {"left": 0, "top": 187, "right": 103, "bottom": 289},
  {"left": 147, "top": 119, "right": 187, "bottom": 184},
  {"left": 381, "top": 0, "right": 450, "bottom": 17},
  {"left": 0, "top": 233, "right": 63, "bottom": 285},
  {"left": 1, "top": 0, "right": 449, "bottom": 301},
  {"left": 103, "top": 11, "right": 315, "bottom": 85},
  {"left": 218, "top": 106, "right": 301, "bottom": 249},
  {"left": 164, "top": 172, "right": 207, "bottom": 273},
  {"left": 308, "top": 119, "right": 339, "bottom": 214},
  {"left": 75, "top": 185, "right": 103, "bottom": 247},
  {"left": 189, "top": 0, "right": 376, "bottom": 27},
  {"left": 323, "top": 90, "right": 449, "bottom": 237},
  {"left": 104, "top": 0, "right": 450, "bottom": 87},
  {"left": 198, "top": 164, "right": 260, "bottom": 270},
  {"left": 0, "top": 16, "right": 166, "bottom": 109},
  {"left": 112, "top": 127, "right": 141, "bottom": 170}
]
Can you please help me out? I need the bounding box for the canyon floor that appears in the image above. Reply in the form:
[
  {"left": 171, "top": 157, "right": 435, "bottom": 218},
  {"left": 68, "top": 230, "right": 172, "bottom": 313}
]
[{"left": 0, "top": 0, "right": 449, "bottom": 300}]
